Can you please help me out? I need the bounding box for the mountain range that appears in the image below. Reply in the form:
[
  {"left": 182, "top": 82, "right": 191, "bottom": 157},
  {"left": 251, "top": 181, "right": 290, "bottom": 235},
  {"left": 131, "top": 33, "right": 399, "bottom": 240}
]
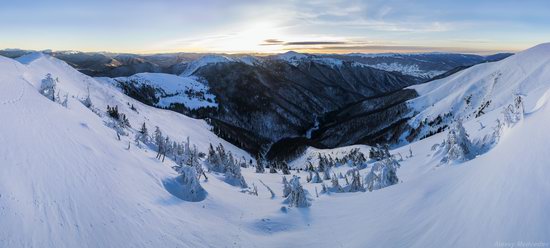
[{"left": 1, "top": 43, "right": 549, "bottom": 247}]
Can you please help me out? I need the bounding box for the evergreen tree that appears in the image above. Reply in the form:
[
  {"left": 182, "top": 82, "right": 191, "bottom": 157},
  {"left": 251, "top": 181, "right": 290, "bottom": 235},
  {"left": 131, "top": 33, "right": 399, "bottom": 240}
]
[
  {"left": 364, "top": 158, "right": 399, "bottom": 192},
  {"left": 440, "top": 119, "right": 474, "bottom": 164},
  {"left": 311, "top": 170, "right": 322, "bottom": 183},
  {"left": 154, "top": 126, "right": 164, "bottom": 159},
  {"left": 269, "top": 162, "right": 278, "bottom": 173},
  {"left": 348, "top": 169, "right": 364, "bottom": 192},
  {"left": 282, "top": 176, "right": 291, "bottom": 197},
  {"left": 281, "top": 161, "right": 291, "bottom": 175},
  {"left": 174, "top": 165, "right": 206, "bottom": 202},
  {"left": 330, "top": 173, "right": 343, "bottom": 193},
  {"left": 284, "top": 176, "right": 310, "bottom": 208},
  {"left": 82, "top": 84, "right": 93, "bottom": 108},
  {"left": 39, "top": 73, "right": 56, "bottom": 101},
  {"left": 135, "top": 122, "right": 149, "bottom": 145},
  {"left": 255, "top": 152, "right": 266, "bottom": 173}
]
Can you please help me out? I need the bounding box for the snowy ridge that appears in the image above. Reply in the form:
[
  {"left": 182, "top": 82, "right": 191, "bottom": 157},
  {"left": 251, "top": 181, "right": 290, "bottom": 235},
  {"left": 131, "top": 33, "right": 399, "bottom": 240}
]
[
  {"left": 111, "top": 73, "right": 217, "bottom": 110},
  {"left": 180, "top": 55, "right": 234, "bottom": 76},
  {"left": 405, "top": 43, "right": 550, "bottom": 141},
  {"left": 275, "top": 51, "right": 345, "bottom": 67},
  {"left": 356, "top": 62, "right": 445, "bottom": 78}
]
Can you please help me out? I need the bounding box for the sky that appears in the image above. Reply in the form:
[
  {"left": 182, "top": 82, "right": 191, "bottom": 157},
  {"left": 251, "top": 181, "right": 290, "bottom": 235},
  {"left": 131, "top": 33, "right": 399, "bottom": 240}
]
[{"left": 0, "top": 0, "right": 549, "bottom": 54}]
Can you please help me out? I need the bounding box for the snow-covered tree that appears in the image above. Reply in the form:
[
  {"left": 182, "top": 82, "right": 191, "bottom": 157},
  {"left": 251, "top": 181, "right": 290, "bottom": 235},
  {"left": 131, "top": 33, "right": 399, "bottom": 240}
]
[
  {"left": 281, "top": 161, "right": 291, "bottom": 175},
  {"left": 175, "top": 165, "right": 205, "bottom": 202},
  {"left": 81, "top": 84, "right": 93, "bottom": 108},
  {"left": 342, "top": 148, "right": 367, "bottom": 168},
  {"left": 364, "top": 157, "right": 399, "bottom": 192},
  {"left": 204, "top": 143, "right": 247, "bottom": 187},
  {"left": 61, "top": 93, "right": 68, "bottom": 108},
  {"left": 284, "top": 176, "right": 310, "bottom": 208},
  {"left": 282, "top": 176, "right": 291, "bottom": 197},
  {"left": 205, "top": 143, "right": 223, "bottom": 172},
  {"left": 154, "top": 126, "right": 164, "bottom": 159},
  {"left": 224, "top": 152, "right": 248, "bottom": 188},
  {"left": 440, "top": 119, "right": 475, "bottom": 164},
  {"left": 269, "top": 162, "right": 278, "bottom": 173},
  {"left": 322, "top": 166, "right": 331, "bottom": 180},
  {"left": 369, "top": 144, "right": 391, "bottom": 161},
  {"left": 347, "top": 169, "right": 364, "bottom": 192},
  {"left": 135, "top": 122, "right": 149, "bottom": 146},
  {"left": 310, "top": 170, "right": 322, "bottom": 183},
  {"left": 503, "top": 95, "right": 524, "bottom": 126},
  {"left": 329, "top": 173, "right": 343, "bottom": 193},
  {"left": 39, "top": 73, "right": 56, "bottom": 101},
  {"left": 255, "top": 151, "right": 267, "bottom": 173}
]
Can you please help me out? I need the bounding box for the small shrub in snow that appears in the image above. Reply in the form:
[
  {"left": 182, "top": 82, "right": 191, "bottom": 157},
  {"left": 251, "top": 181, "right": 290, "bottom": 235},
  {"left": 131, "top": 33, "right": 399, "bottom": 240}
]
[
  {"left": 284, "top": 176, "right": 311, "bottom": 208},
  {"left": 364, "top": 158, "right": 399, "bottom": 192}
]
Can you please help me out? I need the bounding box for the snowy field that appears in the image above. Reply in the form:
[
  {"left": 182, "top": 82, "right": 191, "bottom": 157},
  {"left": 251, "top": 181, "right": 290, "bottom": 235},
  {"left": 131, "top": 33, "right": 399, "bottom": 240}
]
[{"left": 1, "top": 44, "right": 550, "bottom": 247}]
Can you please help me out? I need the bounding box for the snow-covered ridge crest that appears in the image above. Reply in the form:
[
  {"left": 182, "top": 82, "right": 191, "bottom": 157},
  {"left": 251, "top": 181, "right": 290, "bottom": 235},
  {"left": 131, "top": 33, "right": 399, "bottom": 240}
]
[
  {"left": 112, "top": 72, "right": 217, "bottom": 110},
  {"left": 275, "top": 51, "right": 344, "bottom": 67},
  {"left": 404, "top": 42, "right": 550, "bottom": 142},
  {"left": 180, "top": 54, "right": 235, "bottom": 76}
]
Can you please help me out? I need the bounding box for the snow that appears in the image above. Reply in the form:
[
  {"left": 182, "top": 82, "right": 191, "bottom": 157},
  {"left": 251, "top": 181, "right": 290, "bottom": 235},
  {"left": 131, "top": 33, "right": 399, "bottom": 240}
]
[
  {"left": 275, "top": 51, "right": 344, "bottom": 67},
  {"left": 276, "top": 51, "right": 308, "bottom": 61},
  {"left": 2, "top": 43, "right": 550, "bottom": 247},
  {"left": 237, "top": 55, "right": 259, "bottom": 66},
  {"left": 405, "top": 43, "right": 550, "bottom": 142},
  {"left": 180, "top": 55, "right": 234, "bottom": 76},
  {"left": 110, "top": 72, "right": 217, "bottom": 109},
  {"left": 358, "top": 62, "right": 444, "bottom": 78}
]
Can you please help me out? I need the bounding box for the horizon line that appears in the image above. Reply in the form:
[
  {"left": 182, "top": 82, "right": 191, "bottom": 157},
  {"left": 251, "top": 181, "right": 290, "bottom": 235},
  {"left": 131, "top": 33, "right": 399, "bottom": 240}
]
[{"left": 0, "top": 46, "right": 520, "bottom": 56}]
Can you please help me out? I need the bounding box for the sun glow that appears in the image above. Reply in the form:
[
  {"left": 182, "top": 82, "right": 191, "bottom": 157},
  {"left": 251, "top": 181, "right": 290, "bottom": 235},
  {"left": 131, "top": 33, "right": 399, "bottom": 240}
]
[{"left": 160, "top": 22, "right": 290, "bottom": 54}]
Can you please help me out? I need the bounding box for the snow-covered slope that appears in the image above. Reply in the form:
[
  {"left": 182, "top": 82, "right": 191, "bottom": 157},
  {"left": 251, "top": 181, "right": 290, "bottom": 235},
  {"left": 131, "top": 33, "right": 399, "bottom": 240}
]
[
  {"left": 105, "top": 72, "right": 217, "bottom": 110},
  {"left": 180, "top": 55, "right": 234, "bottom": 76},
  {"left": 359, "top": 62, "right": 445, "bottom": 78},
  {"left": 1, "top": 43, "right": 550, "bottom": 248},
  {"left": 405, "top": 43, "right": 550, "bottom": 141},
  {"left": 12, "top": 53, "right": 236, "bottom": 154},
  {"left": 0, "top": 53, "right": 264, "bottom": 247}
]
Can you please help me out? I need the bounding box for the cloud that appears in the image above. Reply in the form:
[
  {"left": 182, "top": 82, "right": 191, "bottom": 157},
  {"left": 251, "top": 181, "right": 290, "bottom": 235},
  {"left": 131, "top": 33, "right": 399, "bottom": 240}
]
[
  {"left": 291, "top": 44, "right": 515, "bottom": 54},
  {"left": 261, "top": 39, "right": 349, "bottom": 46},
  {"left": 284, "top": 41, "right": 348, "bottom": 45},
  {"left": 262, "top": 39, "right": 285, "bottom": 45}
]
